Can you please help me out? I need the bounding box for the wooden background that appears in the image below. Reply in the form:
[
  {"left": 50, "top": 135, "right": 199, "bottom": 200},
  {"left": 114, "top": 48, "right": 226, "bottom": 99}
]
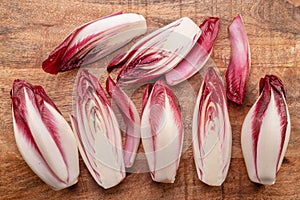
[{"left": 1, "top": 0, "right": 299, "bottom": 199}]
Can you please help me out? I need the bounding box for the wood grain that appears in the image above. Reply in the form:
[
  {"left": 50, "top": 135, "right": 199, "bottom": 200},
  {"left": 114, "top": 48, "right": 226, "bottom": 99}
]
[{"left": 1, "top": 0, "right": 299, "bottom": 199}]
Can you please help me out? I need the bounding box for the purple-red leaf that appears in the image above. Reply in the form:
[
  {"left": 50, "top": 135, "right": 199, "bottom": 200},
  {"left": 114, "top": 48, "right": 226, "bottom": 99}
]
[
  {"left": 165, "top": 17, "right": 220, "bottom": 86},
  {"left": 225, "top": 14, "right": 251, "bottom": 104},
  {"left": 106, "top": 76, "right": 141, "bottom": 168}
]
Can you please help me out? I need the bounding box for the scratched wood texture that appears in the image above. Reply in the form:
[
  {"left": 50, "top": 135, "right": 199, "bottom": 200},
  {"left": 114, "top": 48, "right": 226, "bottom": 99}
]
[{"left": 1, "top": 0, "right": 300, "bottom": 199}]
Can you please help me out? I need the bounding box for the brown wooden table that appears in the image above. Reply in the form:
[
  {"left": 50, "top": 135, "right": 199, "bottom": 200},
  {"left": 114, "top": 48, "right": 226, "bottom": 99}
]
[{"left": 1, "top": 0, "right": 299, "bottom": 199}]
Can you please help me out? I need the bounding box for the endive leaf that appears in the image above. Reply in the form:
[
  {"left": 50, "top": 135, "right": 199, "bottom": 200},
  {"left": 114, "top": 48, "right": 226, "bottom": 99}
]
[
  {"left": 225, "top": 14, "right": 251, "bottom": 104},
  {"left": 165, "top": 17, "right": 220, "bottom": 86},
  {"left": 106, "top": 76, "right": 141, "bottom": 168}
]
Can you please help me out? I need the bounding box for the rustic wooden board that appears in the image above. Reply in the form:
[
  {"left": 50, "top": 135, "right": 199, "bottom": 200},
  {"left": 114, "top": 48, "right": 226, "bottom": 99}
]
[{"left": 1, "top": 0, "right": 299, "bottom": 199}]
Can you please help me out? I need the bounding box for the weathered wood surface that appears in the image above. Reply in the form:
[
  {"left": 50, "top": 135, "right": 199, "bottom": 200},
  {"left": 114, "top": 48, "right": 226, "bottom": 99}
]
[{"left": 0, "top": 0, "right": 299, "bottom": 199}]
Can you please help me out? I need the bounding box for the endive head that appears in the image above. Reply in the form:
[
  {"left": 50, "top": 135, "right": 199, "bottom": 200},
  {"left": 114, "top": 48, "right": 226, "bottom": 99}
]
[
  {"left": 106, "top": 17, "right": 202, "bottom": 86},
  {"left": 141, "top": 80, "right": 184, "bottom": 183},
  {"left": 42, "top": 12, "right": 147, "bottom": 74},
  {"left": 241, "top": 75, "right": 290, "bottom": 185},
  {"left": 11, "top": 80, "right": 79, "bottom": 190}
]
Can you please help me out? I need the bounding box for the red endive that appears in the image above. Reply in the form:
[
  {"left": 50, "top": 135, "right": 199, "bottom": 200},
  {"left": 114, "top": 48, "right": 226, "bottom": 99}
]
[
  {"left": 70, "top": 70, "right": 125, "bottom": 189},
  {"left": 11, "top": 80, "right": 79, "bottom": 190},
  {"left": 192, "top": 67, "right": 232, "bottom": 186},
  {"left": 108, "top": 17, "right": 201, "bottom": 85},
  {"left": 141, "top": 80, "right": 183, "bottom": 183},
  {"left": 165, "top": 17, "right": 220, "bottom": 86},
  {"left": 106, "top": 76, "right": 141, "bottom": 168},
  {"left": 42, "top": 12, "right": 147, "bottom": 74},
  {"left": 241, "top": 75, "right": 290, "bottom": 185},
  {"left": 225, "top": 14, "right": 251, "bottom": 104}
]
